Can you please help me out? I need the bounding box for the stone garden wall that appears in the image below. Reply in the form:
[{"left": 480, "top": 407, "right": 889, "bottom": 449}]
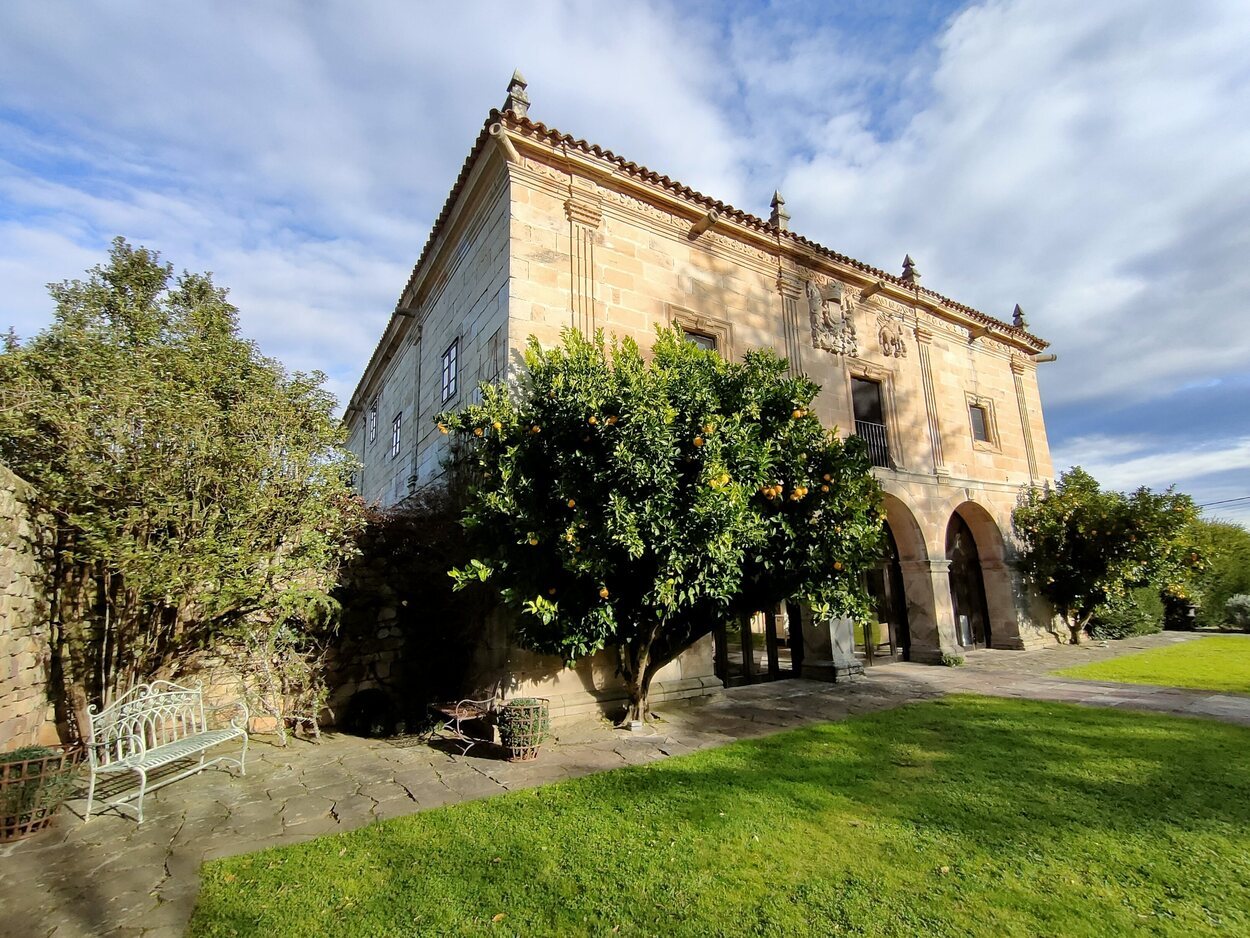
[{"left": 0, "top": 463, "right": 59, "bottom": 749}]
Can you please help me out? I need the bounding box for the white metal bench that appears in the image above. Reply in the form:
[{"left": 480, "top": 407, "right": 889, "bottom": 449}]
[{"left": 85, "top": 680, "right": 248, "bottom": 823}]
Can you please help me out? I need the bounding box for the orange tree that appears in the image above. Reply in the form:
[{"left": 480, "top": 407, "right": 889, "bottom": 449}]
[
  {"left": 439, "top": 327, "right": 883, "bottom": 722},
  {"left": 1013, "top": 467, "right": 1202, "bottom": 644}
]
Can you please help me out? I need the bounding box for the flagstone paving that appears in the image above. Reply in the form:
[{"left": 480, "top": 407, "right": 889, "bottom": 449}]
[{"left": 3, "top": 630, "right": 1247, "bottom": 937}]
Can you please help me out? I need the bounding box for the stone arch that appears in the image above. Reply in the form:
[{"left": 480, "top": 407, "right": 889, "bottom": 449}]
[
  {"left": 876, "top": 488, "right": 949, "bottom": 663},
  {"left": 946, "top": 500, "right": 1022, "bottom": 650},
  {"left": 881, "top": 491, "right": 928, "bottom": 563}
]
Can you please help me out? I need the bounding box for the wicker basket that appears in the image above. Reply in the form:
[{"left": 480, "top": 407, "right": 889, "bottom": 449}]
[
  {"left": 497, "top": 698, "right": 550, "bottom": 762},
  {"left": 1, "top": 745, "right": 82, "bottom": 843}
]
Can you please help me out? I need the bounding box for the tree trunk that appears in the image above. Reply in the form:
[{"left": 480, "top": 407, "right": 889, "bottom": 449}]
[
  {"left": 623, "top": 671, "right": 649, "bottom": 725},
  {"left": 618, "top": 630, "right": 655, "bottom": 725},
  {"left": 1068, "top": 622, "right": 1085, "bottom": 645}
]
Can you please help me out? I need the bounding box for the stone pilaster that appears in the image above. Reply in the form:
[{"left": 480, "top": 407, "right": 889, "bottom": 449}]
[
  {"left": 915, "top": 327, "right": 948, "bottom": 476},
  {"left": 1011, "top": 356, "right": 1040, "bottom": 483},
  {"left": 565, "top": 193, "right": 603, "bottom": 335},
  {"left": 777, "top": 271, "right": 805, "bottom": 376}
]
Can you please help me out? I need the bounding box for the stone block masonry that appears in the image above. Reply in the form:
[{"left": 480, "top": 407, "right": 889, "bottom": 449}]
[{"left": 0, "top": 463, "right": 59, "bottom": 749}]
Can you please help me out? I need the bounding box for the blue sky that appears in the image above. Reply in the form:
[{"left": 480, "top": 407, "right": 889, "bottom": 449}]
[{"left": 1, "top": 0, "right": 1248, "bottom": 525}]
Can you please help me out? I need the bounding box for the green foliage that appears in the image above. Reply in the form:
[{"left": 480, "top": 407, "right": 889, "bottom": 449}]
[
  {"left": 939, "top": 653, "right": 965, "bottom": 667},
  {"left": 0, "top": 238, "right": 364, "bottom": 730},
  {"left": 1088, "top": 587, "right": 1165, "bottom": 640},
  {"left": 1013, "top": 467, "right": 1201, "bottom": 643},
  {"left": 1227, "top": 594, "right": 1250, "bottom": 629},
  {"left": 0, "top": 746, "right": 79, "bottom": 836},
  {"left": 191, "top": 697, "right": 1250, "bottom": 937},
  {"left": 496, "top": 698, "right": 551, "bottom": 759},
  {"left": 1190, "top": 521, "right": 1250, "bottom": 628},
  {"left": 334, "top": 487, "right": 495, "bottom": 725},
  {"left": 438, "top": 327, "right": 882, "bottom": 719}
]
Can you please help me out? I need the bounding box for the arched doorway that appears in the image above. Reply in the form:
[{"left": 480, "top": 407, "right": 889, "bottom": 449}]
[
  {"left": 946, "top": 514, "right": 991, "bottom": 649},
  {"left": 859, "top": 523, "right": 911, "bottom": 663}
]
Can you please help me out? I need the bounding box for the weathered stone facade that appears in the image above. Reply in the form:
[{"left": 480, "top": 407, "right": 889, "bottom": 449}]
[
  {"left": 344, "top": 77, "right": 1060, "bottom": 716},
  {"left": 0, "top": 463, "right": 58, "bottom": 748}
]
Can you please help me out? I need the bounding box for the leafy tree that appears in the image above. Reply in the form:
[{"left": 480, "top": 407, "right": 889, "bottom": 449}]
[
  {"left": 1013, "top": 467, "right": 1201, "bottom": 644},
  {"left": 0, "top": 238, "right": 363, "bottom": 735},
  {"left": 1189, "top": 520, "right": 1250, "bottom": 628},
  {"left": 438, "top": 327, "right": 883, "bottom": 722}
]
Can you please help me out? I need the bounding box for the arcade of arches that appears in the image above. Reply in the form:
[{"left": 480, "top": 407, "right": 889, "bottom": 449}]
[{"left": 712, "top": 486, "right": 1053, "bottom": 685}]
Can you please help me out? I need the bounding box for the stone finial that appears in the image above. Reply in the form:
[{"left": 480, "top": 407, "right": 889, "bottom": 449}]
[
  {"left": 769, "top": 190, "right": 790, "bottom": 231},
  {"left": 901, "top": 254, "right": 920, "bottom": 285},
  {"left": 502, "top": 68, "right": 530, "bottom": 118},
  {"left": 1012, "top": 303, "right": 1029, "bottom": 329}
]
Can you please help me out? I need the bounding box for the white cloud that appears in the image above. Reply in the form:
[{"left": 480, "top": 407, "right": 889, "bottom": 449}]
[
  {"left": 1051, "top": 433, "right": 1250, "bottom": 527},
  {"left": 0, "top": 0, "right": 1247, "bottom": 471}
]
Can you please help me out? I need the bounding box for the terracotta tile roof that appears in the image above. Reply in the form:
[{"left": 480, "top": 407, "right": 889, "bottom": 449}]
[
  {"left": 498, "top": 111, "right": 1047, "bottom": 348},
  {"left": 363, "top": 107, "right": 1047, "bottom": 408}
]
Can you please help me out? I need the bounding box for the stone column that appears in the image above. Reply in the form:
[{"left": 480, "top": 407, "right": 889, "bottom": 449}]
[
  {"left": 981, "top": 558, "right": 1027, "bottom": 649},
  {"left": 899, "top": 558, "right": 959, "bottom": 661},
  {"left": 915, "top": 327, "right": 948, "bottom": 476}
]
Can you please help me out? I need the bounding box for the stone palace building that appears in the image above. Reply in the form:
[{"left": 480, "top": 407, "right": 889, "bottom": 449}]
[{"left": 343, "top": 74, "right": 1057, "bottom": 717}]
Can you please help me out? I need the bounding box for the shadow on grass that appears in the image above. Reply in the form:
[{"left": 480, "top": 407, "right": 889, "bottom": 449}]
[{"left": 190, "top": 696, "right": 1250, "bottom": 937}]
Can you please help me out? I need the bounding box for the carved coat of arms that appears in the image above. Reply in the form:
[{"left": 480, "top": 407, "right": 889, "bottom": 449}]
[
  {"left": 877, "top": 311, "right": 908, "bottom": 358},
  {"left": 806, "top": 279, "right": 857, "bottom": 357}
]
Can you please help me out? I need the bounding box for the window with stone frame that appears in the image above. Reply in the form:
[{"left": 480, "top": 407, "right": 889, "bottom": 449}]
[
  {"left": 682, "top": 329, "right": 718, "bottom": 352},
  {"left": 391, "top": 412, "right": 402, "bottom": 458},
  {"left": 965, "top": 394, "right": 999, "bottom": 449},
  {"left": 367, "top": 398, "right": 378, "bottom": 444},
  {"left": 667, "top": 304, "right": 734, "bottom": 359}
]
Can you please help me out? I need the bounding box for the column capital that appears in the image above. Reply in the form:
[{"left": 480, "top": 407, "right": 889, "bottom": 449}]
[
  {"left": 1010, "top": 355, "right": 1028, "bottom": 375},
  {"left": 777, "top": 270, "right": 806, "bottom": 300},
  {"left": 915, "top": 325, "right": 934, "bottom": 345},
  {"left": 564, "top": 196, "right": 603, "bottom": 230},
  {"left": 899, "top": 558, "right": 951, "bottom": 574}
]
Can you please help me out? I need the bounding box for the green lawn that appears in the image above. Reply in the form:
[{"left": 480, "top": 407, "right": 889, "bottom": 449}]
[
  {"left": 189, "top": 696, "right": 1250, "bottom": 937},
  {"left": 1054, "top": 635, "right": 1250, "bottom": 695}
]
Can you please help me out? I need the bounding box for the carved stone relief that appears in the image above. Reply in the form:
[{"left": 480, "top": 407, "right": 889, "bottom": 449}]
[
  {"left": 806, "top": 278, "right": 857, "bottom": 357},
  {"left": 877, "top": 310, "right": 908, "bottom": 358}
]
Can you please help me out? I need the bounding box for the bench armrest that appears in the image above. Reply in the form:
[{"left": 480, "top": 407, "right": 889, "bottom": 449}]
[{"left": 207, "top": 700, "right": 251, "bottom": 732}]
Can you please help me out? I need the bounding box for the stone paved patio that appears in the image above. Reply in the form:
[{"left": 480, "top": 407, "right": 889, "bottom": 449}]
[{"left": 3, "top": 630, "right": 1247, "bottom": 937}]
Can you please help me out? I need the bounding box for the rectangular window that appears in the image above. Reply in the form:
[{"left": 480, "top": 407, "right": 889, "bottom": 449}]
[
  {"left": 683, "top": 329, "right": 717, "bottom": 352},
  {"left": 851, "top": 377, "right": 890, "bottom": 468},
  {"left": 441, "top": 340, "right": 459, "bottom": 402},
  {"left": 367, "top": 399, "right": 378, "bottom": 444},
  {"left": 391, "top": 412, "right": 402, "bottom": 458},
  {"left": 486, "top": 327, "right": 504, "bottom": 384},
  {"left": 969, "top": 403, "right": 991, "bottom": 442}
]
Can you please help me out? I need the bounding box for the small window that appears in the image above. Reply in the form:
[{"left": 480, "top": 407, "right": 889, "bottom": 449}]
[
  {"left": 441, "top": 340, "right": 459, "bottom": 402},
  {"left": 683, "top": 329, "right": 717, "bottom": 352},
  {"left": 969, "top": 403, "right": 991, "bottom": 442},
  {"left": 391, "top": 413, "right": 402, "bottom": 458},
  {"left": 485, "top": 327, "right": 504, "bottom": 384},
  {"left": 367, "top": 399, "right": 378, "bottom": 444}
]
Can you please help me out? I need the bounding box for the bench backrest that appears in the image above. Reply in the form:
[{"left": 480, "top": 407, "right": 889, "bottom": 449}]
[{"left": 87, "top": 681, "right": 208, "bottom": 768}]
